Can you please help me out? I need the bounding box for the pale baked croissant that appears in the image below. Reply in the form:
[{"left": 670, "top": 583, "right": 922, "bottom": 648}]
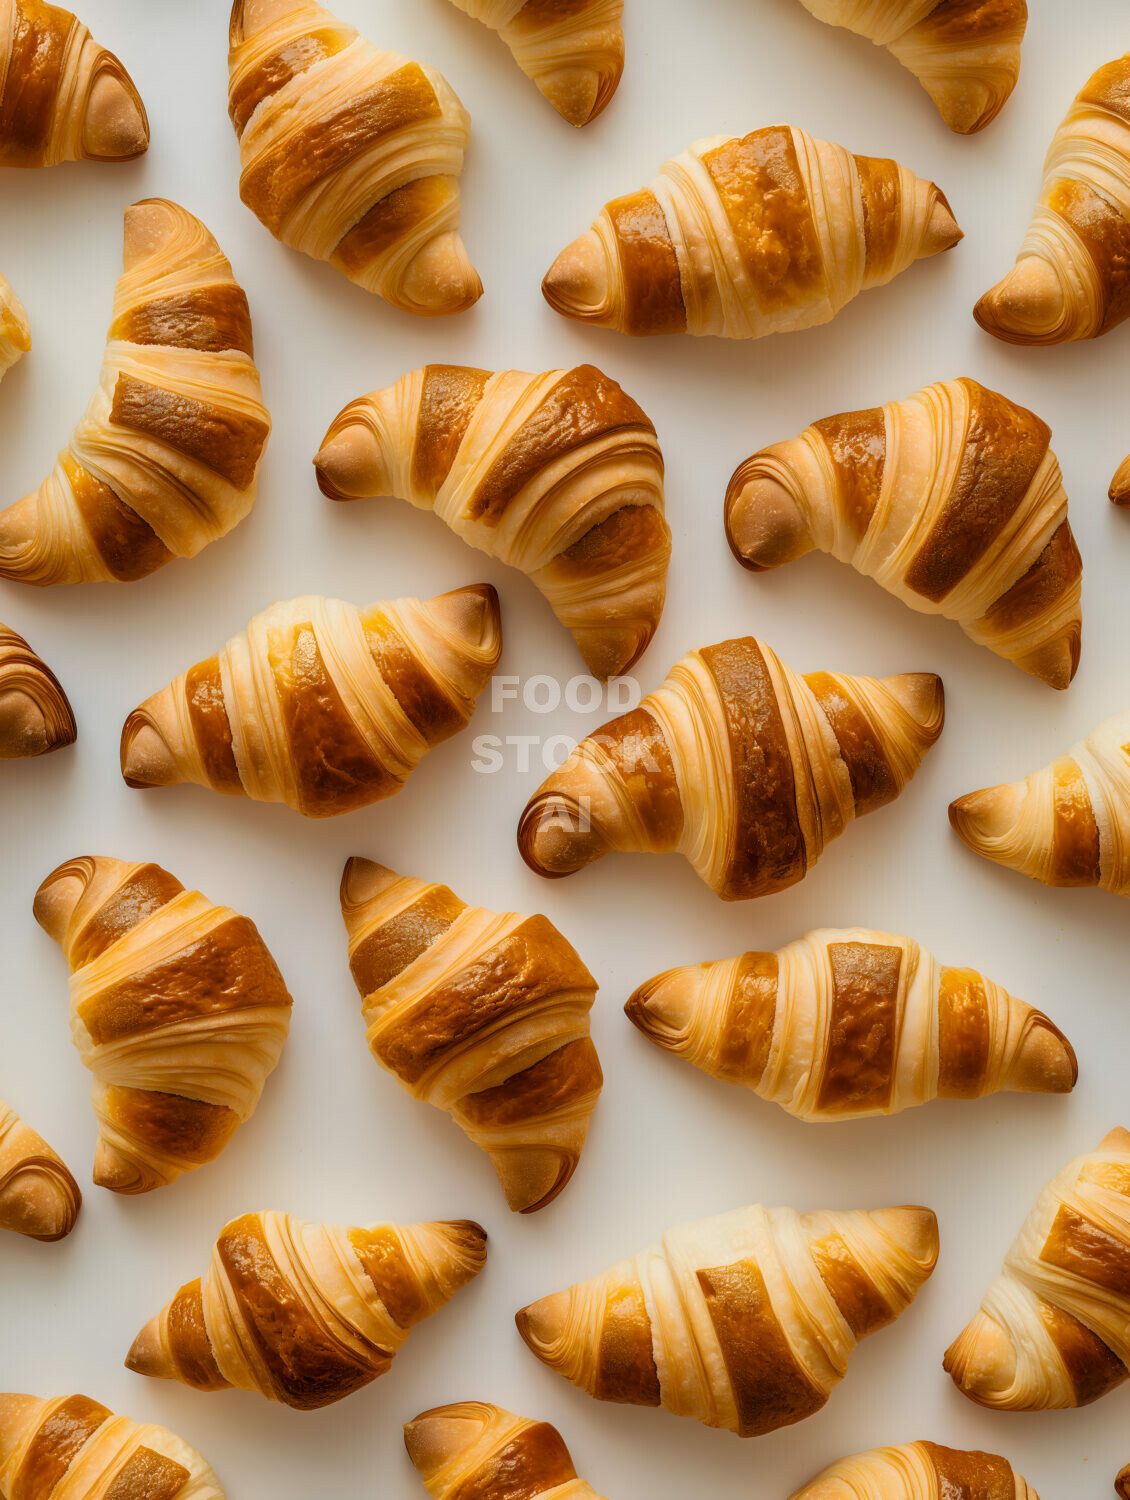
[
  {"left": 120, "top": 585, "right": 501, "bottom": 817},
  {"left": 34, "top": 855, "right": 293, "bottom": 1194},
  {"left": 229, "top": 0, "right": 481, "bottom": 315},
  {"left": 976, "top": 53, "right": 1130, "bottom": 344},
  {"left": 0, "top": 273, "right": 30, "bottom": 380},
  {"left": 126, "top": 1211, "right": 487, "bottom": 1410},
  {"left": 0, "top": 1101, "right": 80, "bottom": 1240},
  {"left": 406, "top": 1402, "right": 607, "bottom": 1499},
  {"left": 315, "top": 364, "right": 669, "bottom": 680},
  {"left": 945, "top": 1128, "right": 1130, "bottom": 1410},
  {"left": 0, "top": 1, "right": 148, "bottom": 166},
  {"left": 793, "top": 1, "right": 1027, "bottom": 135},
  {"left": 516, "top": 1201, "right": 939, "bottom": 1436},
  {"left": 0, "top": 199, "right": 270, "bottom": 587},
  {"left": 443, "top": 0, "right": 623, "bottom": 127},
  {"left": 0, "top": 623, "right": 76, "bottom": 758},
  {"left": 0, "top": 1393, "right": 223, "bottom": 1499},
  {"left": 542, "top": 125, "right": 961, "bottom": 339},
  {"left": 949, "top": 709, "right": 1130, "bottom": 896},
  {"left": 519, "top": 636, "right": 944, "bottom": 900},
  {"left": 340, "top": 857, "right": 602, "bottom": 1215},
  {"left": 627, "top": 928, "right": 1077, "bottom": 1121},
  {"left": 791, "top": 1441, "right": 1038, "bottom": 1499},
  {"left": 725, "top": 378, "right": 1081, "bottom": 690}
]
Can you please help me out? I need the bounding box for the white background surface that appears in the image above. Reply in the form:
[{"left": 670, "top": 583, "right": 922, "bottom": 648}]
[{"left": 0, "top": 1, "right": 1128, "bottom": 1495}]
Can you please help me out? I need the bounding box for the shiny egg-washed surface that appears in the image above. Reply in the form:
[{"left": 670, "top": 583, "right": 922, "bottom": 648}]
[
  {"left": 405, "top": 1400, "right": 608, "bottom": 1499},
  {"left": 789, "top": 1438, "right": 1038, "bottom": 1498}
]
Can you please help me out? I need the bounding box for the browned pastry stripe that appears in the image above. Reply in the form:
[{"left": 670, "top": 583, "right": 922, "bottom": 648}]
[
  {"left": 1039, "top": 1301, "right": 1128, "bottom": 1405},
  {"left": 818, "top": 942, "right": 902, "bottom": 1113},
  {"left": 184, "top": 658, "right": 242, "bottom": 792},
  {"left": 805, "top": 672, "right": 899, "bottom": 816},
  {"left": 239, "top": 63, "right": 441, "bottom": 235},
  {"left": 595, "top": 1282, "right": 661, "bottom": 1405},
  {"left": 1078, "top": 58, "right": 1130, "bottom": 125},
  {"left": 110, "top": 374, "right": 270, "bottom": 490},
  {"left": 1049, "top": 756, "right": 1101, "bottom": 886},
  {"left": 812, "top": 407, "right": 887, "bottom": 541},
  {"left": 165, "top": 1281, "right": 229, "bottom": 1390},
  {"left": 449, "top": 1422, "right": 578, "bottom": 1500},
  {"left": 348, "top": 1225, "right": 429, "bottom": 1329},
  {"left": 111, "top": 286, "right": 255, "bottom": 356},
  {"left": 0, "top": 1, "right": 71, "bottom": 165},
  {"left": 412, "top": 365, "right": 492, "bottom": 495},
  {"left": 62, "top": 453, "right": 174, "bottom": 583},
  {"left": 810, "top": 1232, "right": 892, "bottom": 1337},
  {"left": 11, "top": 1393, "right": 111, "bottom": 1498},
  {"left": 904, "top": 381, "right": 1050, "bottom": 602},
  {"left": 715, "top": 952, "right": 779, "bottom": 1085},
  {"left": 1047, "top": 179, "right": 1130, "bottom": 335},
  {"left": 68, "top": 862, "right": 184, "bottom": 969},
  {"left": 697, "top": 1257, "right": 825, "bottom": 1436},
  {"left": 856, "top": 155, "right": 904, "bottom": 283},
  {"left": 348, "top": 884, "right": 466, "bottom": 996},
  {"left": 978, "top": 520, "right": 1082, "bottom": 640},
  {"left": 516, "top": 0, "right": 597, "bottom": 22},
  {"left": 365, "top": 611, "right": 465, "bottom": 745},
  {"left": 454, "top": 1038, "right": 603, "bottom": 1128},
  {"left": 102, "top": 1087, "right": 241, "bottom": 1166},
  {"left": 103, "top": 1447, "right": 191, "bottom": 1500},
  {"left": 594, "top": 706, "right": 682, "bottom": 848},
  {"left": 1042, "top": 1206, "right": 1130, "bottom": 1293},
  {"left": 920, "top": 1441, "right": 1018, "bottom": 1500},
  {"left": 919, "top": 0, "right": 1022, "bottom": 44},
  {"left": 332, "top": 175, "right": 457, "bottom": 279},
  {"left": 606, "top": 190, "right": 687, "bottom": 336},
  {"left": 229, "top": 25, "right": 354, "bottom": 134},
  {"left": 550, "top": 504, "right": 671, "bottom": 584},
  {"left": 937, "top": 967, "right": 991, "bottom": 1097}
]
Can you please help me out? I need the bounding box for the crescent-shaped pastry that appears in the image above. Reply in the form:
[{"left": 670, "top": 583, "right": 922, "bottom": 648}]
[
  {"left": 791, "top": 1441, "right": 1038, "bottom": 1499},
  {"left": 793, "top": 1, "right": 1027, "bottom": 135},
  {"left": 945, "top": 1128, "right": 1130, "bottom": 1410},
  {"left": 0, "top": 1394, "right": 223, "bottom": 1499},
  {"left": 0, "top": 272, "right": 30, "bottom": 379},
  {"left": 725, "top": 378, "right": 1082, "bottom": 690},
  {"left": 229, "top": 0, "right": 481, "bottom": 315},
  {"left": 120, "top": 585, "right": 502, "bottom": 817},
  {"left": 0, "top": 199, "right": 270, "bottom": 587},
  {"left": 949, "top": 709, "right": 1130, "bottom": 896},
  {"left": 0, "top": 624, "right": 76, "bottom": 758},
  {"left": 341, "top": 858, "right": 602, "bottom": 1214},
  {"left": 542, "top": 124, "right": 961, "bottom": 339},
  {"left": 406, "top": 1402, "right": 608, "bottom": 1499},
  {"left": 519, "top": 635, "right": 944, "bottom": 900},
  {"left": 35, "top": 855, "right": 293, "bottom": 1194},
  {"left": 0, "top": 1102, "right": 80, "bottom": 1241},
  {"left": 976, "top": 53, "right": 1130, "bottom": 344},
  {"left": 0, "top": 1, "right": 148, "bottom": 166},
  {"left": 443, "top": 0, "right": 624, "bottom": 127},
  {"left": 627, "top": 927, "right": 1077, "bottom": 1121},
  {"left": 126, "top": 1211, "right": 487, "bottom": 1410},
  {"left": 314, "top": 364, "right": 669, "bottom": 681},
  {"left": 516, "top": 1201, "right": 939, "bottom": 1436}
]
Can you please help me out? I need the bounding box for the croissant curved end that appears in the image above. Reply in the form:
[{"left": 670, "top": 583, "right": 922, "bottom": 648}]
[
  {"left": 492, "top": 1145, "right": 578, "bottom": 1215},
  {"left": 0, "top": 493, "right": 51, "bottom": 585},
  {"left": 948, "top": 782, "right": 1020, "bottom": 860},
  {"left": 884, "top": 672, "right": 946, "bottom": 744},
  {"left": 724, "top": 464, "right": 814, "bottom": 571},
  {"left": 405, "top": 1403, "right": 492, "bottom": 1479},
  {"left": 0, "top": 1169, "right": 80, "bottom": 1242},
  {"left": 517, "top": 793, "right": 609, "bottom": 879},
  {"left": 974, "top": 257, "right": 1069, "bottom": 345},
  {"left": 1110, "top": 455, "right": 1130, "bottom": 506},
  {"left": 1017, "top": 629, "right": 1080, "bottom": 691},
  {"left": 32, "top": 860, "right": 93, "bottom": 944},
  {"left": 0, "top": 686, "right": 74, "bottom": 760},
  {"left": 868, "top": 1206, "right": 940, "bottom": 1273},
  {"left": 0, "top": 1395, "right": 38, "bottom": 1464},
  {"left": 542, "top": 232, "right": 612, "bottom": 325},
  {"left": 426, "top": 583, "right": 502, "bottom": 660},
  {"left": 538, "top": 61, "right": 622, "bottom": 129},
  {"left": 514, "top": 1291, "right": 571, "bottom": 1366},
  {"left": 94, "top": 1138, "right": 154, "bottom": 1195},
  {"left": 82, "top": 64, "right": 150, "bottom": 161},
  {"left": 1007, "top": 1016, "right": 1079, "bottom": 1095},
  {"left": 120, "top": 706, "right": 181, "bottom": 790},
  {"left": 922, "top": 191, "right": 964, "bottom": 258},
  {"left": 339, "top": 856, "right": 399, "bottom": 913},
  {"left": 314, "top": 423, "right": 390, "bottom": 502},
  {"left": 125, "top": 1315, "right": 175, "bottom": 1380},
  {"left": 624, "top": 968, "right": 697, "bottom": 1048},
  {"left": 393, "top": 233, "right": 483, "bottom": 319},
  {"left": 1102, "top": 1126, "right": 1130, "bottom": 1153},
  {"left": 1116, "top": 1462, "right": 1130, "bottom": 1499},
  {"left": 944, "top": 1310, "right": 1022, "bottom": 1409}
]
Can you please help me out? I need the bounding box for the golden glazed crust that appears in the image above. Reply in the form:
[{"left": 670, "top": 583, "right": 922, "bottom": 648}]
[
  {"left": 404, "top": 1401, "right": 608, "bottom": 1499},
  {"left": 790, "top": 1439, "right": 1038, "bottom": 1498},
  {"left": 0, "top": 1103, "right": 80, "bottom": 1241},
  {"left": 0, "top": 623, "right": 76, "bottom": 758}
]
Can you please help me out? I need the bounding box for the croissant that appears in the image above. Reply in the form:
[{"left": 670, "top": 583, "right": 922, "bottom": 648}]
[
  {"left": 0, "top": 1102, "right": 80, "bottom": 1241},
  {"left": 949, "top": 709, "right": 1130, "bottom": 897},
  {"left": 791, "top": 1441, "right": 1038, "bottom": 1499},
  {"left": 126, "top": 1211, "right": 487, "bottom": 1410},
  {"left": 34, "top": 855, "right": 293, "bottom": 1194},
  {"left": 228, "top": 0, "right": 481, "bottom": 315},
  {"left": 0, "top": 2, "right": 148, "bottom": 167},
  {"left": 406, "top": 1402, "right": 606, "bottom": 1499},
  {"left": 976, "top": 53, "right": 1130, "bottom": 344},
  {"left": 443, "top": 0, "right": 623, "bottom": 127},
  {"left": 541, "top": 124, "right": 961, "bottom": 339},
  {"left": 945, "top": 1128, "right": 1130, "bottom": 1410},
  {"left": 0, "top": 200, "right": 269, "bottom": 587},
  {"left": 627, "top": 928, "right": 1077, "bottom": 1122},
  {"left": 1110, "top": 456, "right": 1130, "bottom": 506},
  {"left": 120, "top": 585, "right": 501, "bottom": 817},
  {"left": 725, "top": 378, "right": 1082, "bottom": 690},
  {"left": 516, "top": 1201, "right": 939, "bottom": 1436},
  {"left": 0, "top": 624, "right": 76, "bottom": 758},
  {"left": 793, "top": 0, "right": 1027, "bottom": 135},
  {"left": 0, "top": 273, "right": 30, "bottom": 380},
  {"left": 1118, "top": 1464, "right": 1130, "bottom": 1499},
  {"left": 314, "top": 364, "right": 669, "bottom": 681},
  {"left": 0, "top": 1393, "right": 223, "bottom": 1499},
  {"left": 340, "top": 857, "right": 602, "bottom": 1215},
  {"left": 519, "top": 636, "right": 944, "bottom": 900}
]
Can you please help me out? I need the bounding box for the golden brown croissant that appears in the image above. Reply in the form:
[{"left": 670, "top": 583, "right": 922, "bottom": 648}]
[
  {"left": 945, "top": 1128, "right": 1130, "bottom": 1410},
  {"left": 1110, "top": 455, "right": 1130, "bottom": 506},
  {"left": 34, "top": 855, "right": 293, "bottom": 1194},
  {"left": 519, "top": 635, "right": 944, "bottom": 900},
  {"left": 314, "top": 364, "right": 669, "bottom": 681},
  {"left": 443, "top": 0, "right": 623, "bottom": 127},
  {"left": 0, "top": 272, "right": 30, "bottom": 379},
  {"left": 725, "top": 378, "right": 1081, "bottom": 690},
  {"left": 0, "top": 623, "right": 76, "bottom": 758},
  {"left": 0, "top": 1102, "right": 80, "bottom": 1241},
  {"left": 542, "top": 124, "right": 961, "bottom": 339},
  {"left": 794, "top": 1, "right": 1027, "bottom": 135},
  {"left": 627, "top": 927, "right": 1076, "bottom": 1121},
  {"left": 340, "top": 857, "right": 602, "bottom": 1215},
  {"left": 976, "top": 53, "right": 1130, "bottom": 344},
  {"left": 0, "top": 200, "right": 270, "bottom": 587},
  {"left": 949, "top": 709, "right": 1130, "bottom": 896},
  {"left": 229, "top": 0, "right": 481, "bottom": 315},
  {"left": 406, "top": 1402, "right": 607, "bottom": 1499},
  {"left": 1118, "top": 1464, "right": 1130, "bottom": 1499},
  {"left": 0, "top": 1393, "right": 223, "bottom": 1498},
  {"left": 516, "top": 1201, "right": 939, "bottom": 1436},
  {"left": 120, "top": 585, "right": 501, "bottom": 817},
  {"left": 126, "top": 1211, "right": 487, "bottom": 1410},
  {"left": 791, "top": 1441, "right": 1038, "bottom": 1499},
  {"left": 0, "top": 1, "right": 148, "bottom": 166}
]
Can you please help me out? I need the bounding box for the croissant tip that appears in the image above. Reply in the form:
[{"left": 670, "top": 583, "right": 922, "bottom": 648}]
[
  {"left": 872, "top": 1205, "right": 940, "bottom": 1270},
  {"left": 0, "top": 1170, "right": 81, "bottom": 1241},
  {"left": 1116, "top": 1463, "right": 1130, "bottom": 1500},
  {"left": 339, "top": 856, "right": 398, "bottom": 910},
  {"left": 948, "top": 784, "right": 1011, "bottom": 855},
  {"left": 427, "top": 583, "right": 502, "bottom": 661},
  {"left": 125, "top": 1317, "right": 170, "bottom": 1379},
  {"left": 723, "top": 464, "right": 813, "bottom": 571},
  {"left": 404, "top": 1404, "right": 493, "bottom": 1477},
  {"left": 517, "top": 794, "right": 603, "bottom": 879},
  {"left": 120, "top": 711, "right": 178, "bottom": 789},
  {"left": 538, "top": 61, "right": 622, "bottom": 127},
  {"left": 81, "top": 64, "right": 150, "bottom": 161},
  {"left": 493, "top": 1147, "right": 578, "bottom": 1214},
  {"left": 624, "top": 969, "right": 695, "bottom": 1046},
  {"left": 392, "top": 234, "right": 483, "bottom": 318},
  {"left": 1009, "top": 1015, "right": 1079, "bottom": 1095},
  {"left": 314, "top": 419, "right": 388, "bottom": 502},
  {"left": 974, "top": 258, "right": 1069, "bottom": 345},
  {"left": 542, "top": 232, "right": 611, "bottom": 325},
  {"left": 884, "top": 672, "right": 945, "bottom": 742},
  {"left": 923, "top": 191, "right": 963, "bottom": 257},
  {"left": 1101, "top": 1127, "right": 1130, "bottom": 1153},
  {"left": 943, "top": 1311, "right": 1019, "bottom": 1408},
  {"left": 1110, "top": 457, "right": 1130, "bottom": 505},
  {"left": 94, "top": 1140, "right": 157, "bottom": 1194},
  {"left": 0, "top": 687, "right": 75, "bottom": 760},
  {"left": 514, "top": 1291, "right": 568, "bottom": 1357}
]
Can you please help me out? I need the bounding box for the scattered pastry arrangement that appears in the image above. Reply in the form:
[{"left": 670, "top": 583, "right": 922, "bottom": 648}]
[{"left": 1, "top": 2, "right": 1128, "bottom": 1498}]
